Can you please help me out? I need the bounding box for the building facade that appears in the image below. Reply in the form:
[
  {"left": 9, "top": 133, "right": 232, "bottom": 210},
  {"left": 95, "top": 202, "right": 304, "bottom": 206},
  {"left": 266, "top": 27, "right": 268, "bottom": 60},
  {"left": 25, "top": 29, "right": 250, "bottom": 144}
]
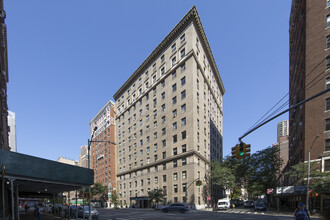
[
  {"left": 8, "top": 111, "right": 16, "bottom": 152},
  {"left": 113, "top": 6, "right": 225, "bottom": 208},
  {"left": 89, "top": 100, "right": 117, "bottom": 194},
  {"left": 274, "top": 120, "right": 289, "bottom": 184},
  {"left": 289, "top": 0, "right": 330, "bottom": 211},
  {"left": 79, "top": 145, "right": 88, "bottom": 168},
  {"left": 0, "top": 0, "right": 9, "bottom": 151}
]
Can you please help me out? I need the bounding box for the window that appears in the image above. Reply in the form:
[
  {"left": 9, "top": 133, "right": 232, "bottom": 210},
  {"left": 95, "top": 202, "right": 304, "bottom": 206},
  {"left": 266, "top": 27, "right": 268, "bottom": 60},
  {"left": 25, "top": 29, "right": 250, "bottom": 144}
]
[
  {"left": 162, "top": 151, "right": 166, "bottom": 159},
  {"left": 153, "top": 75, "right": 157, "bottom": 83},
  {"left": 154, "top": 121, "right": 157, "bottom": 128},
  {"left": 153, "top": 63, "right": 156, "bottom": 72},
  {"left": 153, "top": 98, "right": 157, "bottom": 106},
  {"left": 181, "top": 104, "right": 186, "bottom": 113},
  {"left": 162, "top": 92, "right": 165, "bottom": 100},
  {"left": 162, "top": 128, "right": 166, "bottom": 135},
  {"left": 162, "top": 139, "right": 166, "bottom": 147},
  {"left": 181, "top": 90, "right": 186, "bottom": 99},
  {"left": 182, "top": 171, "right": 187, "bottom": 179},
  {"left": 182, "top": 157, "right": 187, "bottom": 165},
  {"left": 154, "top": 143, "right": 158, "bottom": 152},
  {"left": 163, "top": 175, "right": 167, "bottom": 182},
  {"left": 180, "top": 34, "right": 185, "bottom": 43},
  {"left": 182, "top": 144, "right": 186, "bottom": 153},
  {"left": 172, "top": 71, "right": 176, "bottom": 79},
  {"left": 153, "top": 110, "right": 157, "bottom": 118},
  {"left": 147, "top": 147, "right": 150, "bottom": 154},
  {"left": 146, "top": 104, "right": 149, "bottom": 111},
  {"left": 327, "top": 78, "right": 330, "bottom": 89},
  {"left": 182, "top": 183, "right": 186, "bottom": 193},
  {"left": 163, "top": 163, "right": 167, "bottom": 170},
  {"left": 172, "top": 43, "right": 176, "bottom": 52},
  {"left": 173, "top": 160, "right": 177, "bottom": 168},
  {"left": 173, "top": 122, "right": 177, "bottom": 130},
  {"left": 173, "top": 109, "right": 177, "bottom": 117},
  {"left": 173, "top": 148, "right": 177, "bottom": 155},
  {"left": 147, "top": 157, "right": 150, "bottom": 164},
  {"left": 154, "top": 155, "right": 158, "bottom": 162},
  {"left": 180, "top": 48, "right": 185, "bottom": 58},
  {"left": 153, "top": 87, "right": 157, "bottom": 96},
  {"left": 162, "top": 116, "right": 166, "bottom": 123},
  {"left": 162, "top": 104, "right": 166, "bottom": 111},
  {"left": 182, "top": 131, "right": 186, "bottom": 140},
  {"left": 173, "top": 135, "right": 177, "bottom": 143},
  {"left": 325, "top": 139, "right": 330, "bottom": 151},
  {"left": 173, "top": 173, "right": 178, "bottom": 181},
  {"left": 181, "top": 117, "right": 186, "bottom": 126},
  {"left": 146, "top": 93, "right": 149, "bottom": 100},
  {"left": 172, "top": 57, "right": 176, "bottom": 66},
  {"left": 145, "top": 71, "right": 149, "bottom": 78},
  {"left": 174, "top": 185, "right": 178, "bottom": 193},
  {"left": 326, "top": 118, "right": 330, "bottom": 131},
  {"left": 172, "top": 84, "right": 177, "bottom": 92},
  {"left": 181, "top": 77, "right": 186, "bottom": 86},
  {"left": 172, "top": 96, "right": 177, "bottom": 104},
  {"left": 161, "top": 54, "right": 165, "bottom": 63},
  {"left": 325, "top": 159, "right": 330, "bottom": 171},
  {"left": 161, "top": 67, "right": 165, "bottom": 76},
  {"left": 328, "top": 0, "right": 330, "bottom": 7},
  {"left": 327, "top": 35, "right": 330, "bottom": 48},
  {"left": 327, "top": 98, "right": 330, "bottom": 111},
  {"left": 161, "top": 80, "right": 165, "bottom": 88},
  {"left": 181, "top": 63, "right": 186, "bottom": 72},
  {"left": 154, "top": 132, "right": 158, "bottom": 139},
  {"left": 327, "top": 56, "right": 330, "bottom": 69}
]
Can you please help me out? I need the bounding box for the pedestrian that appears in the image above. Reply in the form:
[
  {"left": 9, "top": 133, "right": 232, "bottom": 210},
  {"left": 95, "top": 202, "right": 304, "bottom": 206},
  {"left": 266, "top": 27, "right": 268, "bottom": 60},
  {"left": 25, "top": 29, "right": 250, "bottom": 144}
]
[
  {"left": 37, "top": 204, "right": 43, "bottom": 220},
  {"left": 294, "top": 203, "right": 309, "bottom": 220}
]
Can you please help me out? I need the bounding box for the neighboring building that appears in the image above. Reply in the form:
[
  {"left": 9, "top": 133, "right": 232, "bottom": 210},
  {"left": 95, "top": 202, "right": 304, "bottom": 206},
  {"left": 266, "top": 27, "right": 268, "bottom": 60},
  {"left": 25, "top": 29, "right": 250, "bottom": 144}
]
[
  {"left": 57, "top": 156, "right": 78, "bottom": 166},
  {"left": 56, "top": 156, "right": 79, "bottom": 202},
  {"left": 79, "top": 145, "right": 88, "bottom": 168},
  {"left": 8, "top": 111, "right": 16, "bottom": 152},
  {"left": 273, "top": 120, "right": 289, "bottom": 185},
  {"left": 89, "top": 100, "right": 117, "bottom": 199},
  {"left": 113, "top": 6, "right": 225, "bottom": 208},
  {"left": 0, "top": 0, "right": 9, "bottom": 151},
  {"left": 289, "top": 0, "right": 330, "bottom": 211}
]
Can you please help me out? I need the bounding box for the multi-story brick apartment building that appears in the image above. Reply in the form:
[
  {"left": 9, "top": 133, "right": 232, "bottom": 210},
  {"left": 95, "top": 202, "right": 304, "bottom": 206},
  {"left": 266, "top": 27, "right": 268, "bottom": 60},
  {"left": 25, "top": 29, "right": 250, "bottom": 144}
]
[
  {"left": 89, "top": 100, "right": 117, "bottom": 200},
  {"left": 0, "top": 0, "right": 9, "bottom": 151},
  {"left": 113, "top": 6, "right": 225, "bottom": 208},
  {"left": 289, "top": 0, "right": 330, "bottom": 211}
]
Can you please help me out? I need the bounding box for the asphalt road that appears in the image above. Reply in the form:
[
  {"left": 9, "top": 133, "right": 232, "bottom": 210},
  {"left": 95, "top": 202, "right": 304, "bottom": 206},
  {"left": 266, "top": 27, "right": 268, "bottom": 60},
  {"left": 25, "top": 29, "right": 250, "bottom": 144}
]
[{"left": 96, "top": 208, "right": 320, "bottom": 220}]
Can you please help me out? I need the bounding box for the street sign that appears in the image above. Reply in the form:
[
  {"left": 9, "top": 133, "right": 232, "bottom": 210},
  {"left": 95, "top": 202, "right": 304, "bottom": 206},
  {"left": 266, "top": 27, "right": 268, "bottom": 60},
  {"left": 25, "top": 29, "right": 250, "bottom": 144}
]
[{"left": 267, "top": 188, "right": 274, "bottom": 194}]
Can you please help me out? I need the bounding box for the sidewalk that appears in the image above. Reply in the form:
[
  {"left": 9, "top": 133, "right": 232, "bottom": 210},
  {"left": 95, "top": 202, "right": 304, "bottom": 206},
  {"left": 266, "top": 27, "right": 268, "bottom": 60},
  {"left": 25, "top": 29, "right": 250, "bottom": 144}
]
[{"left": 20, "top": 212, "right": 75, "bottom": 220}]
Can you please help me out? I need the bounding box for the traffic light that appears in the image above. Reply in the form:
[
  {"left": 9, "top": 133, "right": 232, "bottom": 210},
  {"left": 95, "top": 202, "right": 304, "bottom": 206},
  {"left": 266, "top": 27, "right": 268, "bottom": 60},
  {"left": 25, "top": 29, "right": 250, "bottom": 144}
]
[
  {"left": 196, "top": 180, "right": 202, "bottom": 186},
  {"left": 244, "top": 144, "right": 251, "bottom": 158},
  {"left": 239, "top": 143, "right": 244, "bottom": 157},
  {"left": 231, "top": 145, "right": 238, "bottom": 158}
]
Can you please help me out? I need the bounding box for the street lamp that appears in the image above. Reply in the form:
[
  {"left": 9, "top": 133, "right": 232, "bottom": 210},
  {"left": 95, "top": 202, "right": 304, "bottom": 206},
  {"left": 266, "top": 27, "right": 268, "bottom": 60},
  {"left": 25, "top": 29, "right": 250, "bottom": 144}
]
[
  {"left": 306, "top": 134, "right": 319, "bottom": 212},
  {"left": 88, "top": 126, "right": 98, "bottom": 220}
]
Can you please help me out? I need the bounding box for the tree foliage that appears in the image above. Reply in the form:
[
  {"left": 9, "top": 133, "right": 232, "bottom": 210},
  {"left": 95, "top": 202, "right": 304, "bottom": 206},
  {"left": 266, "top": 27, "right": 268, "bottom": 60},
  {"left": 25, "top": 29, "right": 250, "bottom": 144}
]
[
  {"left": 285, "top": 161, "right": 330, "bottom": 194},
  {"left": 245, "top": 146, "right": 282, "bottom": 200},
  {"left": 110, "top": 191, "right": 120, "bottom": 207},
  {"left": 148, "top": 189, "right": 166, "bottom": 205}
]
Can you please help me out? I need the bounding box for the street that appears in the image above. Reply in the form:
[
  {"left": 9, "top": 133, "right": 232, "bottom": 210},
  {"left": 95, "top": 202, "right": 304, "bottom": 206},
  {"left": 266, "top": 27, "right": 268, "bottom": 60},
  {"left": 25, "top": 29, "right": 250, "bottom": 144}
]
[{"left": 96, "top": 208, "right": 321, "bottom": 220}]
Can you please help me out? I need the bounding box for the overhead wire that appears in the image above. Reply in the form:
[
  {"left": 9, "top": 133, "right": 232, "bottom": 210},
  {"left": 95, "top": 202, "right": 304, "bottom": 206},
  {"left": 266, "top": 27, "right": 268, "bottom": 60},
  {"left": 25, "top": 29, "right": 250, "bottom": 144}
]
[{"left": 240, "top": 58, "right": 327, "bottom": 140}]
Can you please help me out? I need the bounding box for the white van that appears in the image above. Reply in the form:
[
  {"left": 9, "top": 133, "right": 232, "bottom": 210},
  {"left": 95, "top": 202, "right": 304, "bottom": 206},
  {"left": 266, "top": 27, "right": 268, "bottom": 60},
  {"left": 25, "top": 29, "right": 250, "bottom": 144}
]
[{"left": 217, "top": 199, "right": 230, "bottom": 210}]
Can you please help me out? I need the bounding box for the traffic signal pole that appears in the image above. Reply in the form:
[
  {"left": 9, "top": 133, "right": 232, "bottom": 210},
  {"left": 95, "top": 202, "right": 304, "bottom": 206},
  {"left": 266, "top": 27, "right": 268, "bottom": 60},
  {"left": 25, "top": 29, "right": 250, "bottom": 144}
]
[
  {"left": 185, "top": 178, "right": 201, "bottom": 205},
  {"left": 239, "top": 87, "right": 330, "bottom": 142}
]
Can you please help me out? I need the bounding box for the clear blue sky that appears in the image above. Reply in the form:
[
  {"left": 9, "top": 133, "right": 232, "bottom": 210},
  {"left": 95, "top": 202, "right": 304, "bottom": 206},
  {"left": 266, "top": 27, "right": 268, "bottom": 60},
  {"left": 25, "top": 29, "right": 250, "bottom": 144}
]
[{"left": 6, "top": 0, "right": 291, "bottom": 161}]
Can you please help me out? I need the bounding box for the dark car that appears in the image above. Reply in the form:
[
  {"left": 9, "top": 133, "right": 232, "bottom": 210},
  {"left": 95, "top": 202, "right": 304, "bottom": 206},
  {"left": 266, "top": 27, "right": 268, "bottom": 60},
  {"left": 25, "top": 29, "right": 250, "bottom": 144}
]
[
  {"left": 244, "top": 200, "right": 254, "bottom": 208},
  {"left": 161, "top": 203, "right": 189, "bottom": 213},
  {"left": 255, "top": 202, "right": 267, "bottom": 211}
]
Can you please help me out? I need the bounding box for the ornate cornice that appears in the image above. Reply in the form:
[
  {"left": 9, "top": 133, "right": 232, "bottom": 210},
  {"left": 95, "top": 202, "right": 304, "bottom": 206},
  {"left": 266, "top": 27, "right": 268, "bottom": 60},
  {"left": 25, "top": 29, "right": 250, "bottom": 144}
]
[{"left": 113, "top": 6, "right": 225, "bottom": 99}]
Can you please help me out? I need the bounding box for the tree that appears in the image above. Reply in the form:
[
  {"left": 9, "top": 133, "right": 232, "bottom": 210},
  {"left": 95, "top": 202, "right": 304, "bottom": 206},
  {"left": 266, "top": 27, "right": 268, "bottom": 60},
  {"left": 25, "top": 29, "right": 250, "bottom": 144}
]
[
  {"left": 148, "top": 189, "right": 166, "bottom": 206},
  {"left": 110, "top": 191, "right": 120, "bottom": 208},
  {"left": 245, "top": 146, "right": 282, "bottom": 201},
  {"left": 285, "top": 161, "right": 330, "bottom": 194}
]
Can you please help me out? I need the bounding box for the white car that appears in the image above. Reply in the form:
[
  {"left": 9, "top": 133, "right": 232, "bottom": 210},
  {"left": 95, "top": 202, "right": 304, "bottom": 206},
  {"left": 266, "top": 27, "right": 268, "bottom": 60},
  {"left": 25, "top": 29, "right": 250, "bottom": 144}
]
[
  {"left": 217, "top": 199, "right": 230, "bottom": 210},
  {"left": 83, "top": 207, "right": 99, "bottom": 219}
]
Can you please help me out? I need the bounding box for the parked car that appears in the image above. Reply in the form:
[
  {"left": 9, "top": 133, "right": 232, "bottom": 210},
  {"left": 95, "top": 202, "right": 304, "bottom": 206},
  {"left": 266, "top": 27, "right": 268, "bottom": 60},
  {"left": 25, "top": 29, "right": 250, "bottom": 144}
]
[
  {"left": 78, "top": 206, "right": 99, "bottom": 219},
  {"left": 161, "top": 203, "right": 189, "bottom": 213},
  {"left": 244, "top": 200, "right": 254, "bottom": 208},
  {"left": 217, "top": 199, "right": 230, "bottom": 210},
  {"left": 255, "top": 201, "right": 267, "bottom": 211}
]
